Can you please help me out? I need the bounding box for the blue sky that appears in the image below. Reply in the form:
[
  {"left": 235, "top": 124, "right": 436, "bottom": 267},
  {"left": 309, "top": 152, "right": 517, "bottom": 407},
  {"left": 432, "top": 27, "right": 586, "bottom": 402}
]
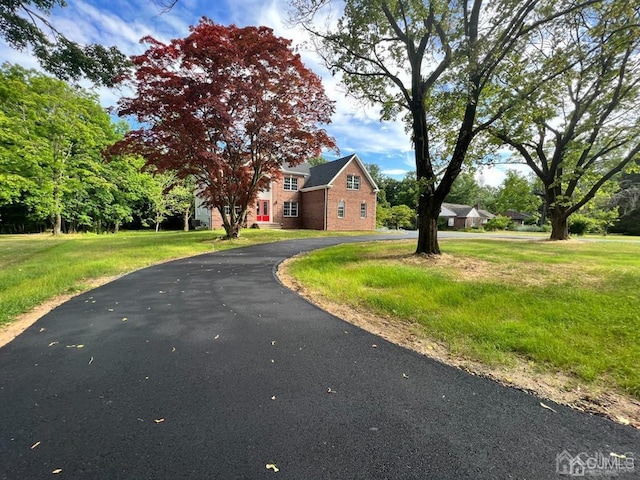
[{"left": 0, "top": 0, "right": 525, "bottom": 185}]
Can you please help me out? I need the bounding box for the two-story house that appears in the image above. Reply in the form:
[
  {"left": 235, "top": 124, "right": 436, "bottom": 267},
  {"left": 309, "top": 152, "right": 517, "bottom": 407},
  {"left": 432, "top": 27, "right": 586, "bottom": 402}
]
[{"left": 200, "top": 154, "right": 378, "bottom": 231}]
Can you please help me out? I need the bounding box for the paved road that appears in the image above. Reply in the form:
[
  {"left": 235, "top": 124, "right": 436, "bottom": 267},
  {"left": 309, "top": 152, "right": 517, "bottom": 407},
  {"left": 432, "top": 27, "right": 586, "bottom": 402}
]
[{"left": 1, "top": 235, "right": 638, "bottom": 479}]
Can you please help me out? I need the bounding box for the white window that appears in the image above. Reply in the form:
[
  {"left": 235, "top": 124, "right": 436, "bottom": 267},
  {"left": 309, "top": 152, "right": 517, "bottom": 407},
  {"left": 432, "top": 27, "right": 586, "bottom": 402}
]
[
  {"left": 448, "top": 218, "right": 455, "bottom": 227},
  {"left": 347, "top": 175, "right": 360, "bottom": 190},
  {"left": 360, "top": 202, "right": 367, "bottom": 218},
  {"left": 338, "top": 200, "right": 345, "bottom": 218},
  {"left": 283, "top": 176, "right": 298, "bottom": 191},
  {"left": 283, "top": 201, "right": 298, "bottom": 217},
  {"left": 223, "top": 205, "right": 241, "bottom": 216}
]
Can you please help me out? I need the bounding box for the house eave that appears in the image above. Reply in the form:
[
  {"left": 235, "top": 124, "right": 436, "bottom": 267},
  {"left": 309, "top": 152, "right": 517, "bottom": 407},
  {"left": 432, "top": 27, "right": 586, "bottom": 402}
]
[{"left": 300, "top": 185, "right": 332, "bottom": 192}]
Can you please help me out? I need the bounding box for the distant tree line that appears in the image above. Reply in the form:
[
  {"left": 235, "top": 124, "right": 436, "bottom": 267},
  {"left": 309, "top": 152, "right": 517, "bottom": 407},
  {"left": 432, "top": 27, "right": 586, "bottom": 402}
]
[{"left": 368, "top": 163, "right": 636, "bottom": 235}]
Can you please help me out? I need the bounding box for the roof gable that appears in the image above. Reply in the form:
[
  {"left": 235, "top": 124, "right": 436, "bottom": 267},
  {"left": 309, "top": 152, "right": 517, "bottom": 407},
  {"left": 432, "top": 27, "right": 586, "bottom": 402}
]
[{"left": 301, "top": 154, "right": 379, "bottom": 191}]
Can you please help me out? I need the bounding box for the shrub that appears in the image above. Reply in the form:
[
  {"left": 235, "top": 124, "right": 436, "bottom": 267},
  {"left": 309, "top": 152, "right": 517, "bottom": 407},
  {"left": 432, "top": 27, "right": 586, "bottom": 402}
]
[
  {"left": 485, "top": 215, "right": 512, "bottom": 231},
  {"left": 569, "top": 214, "right": 600, "bottom": 235}
]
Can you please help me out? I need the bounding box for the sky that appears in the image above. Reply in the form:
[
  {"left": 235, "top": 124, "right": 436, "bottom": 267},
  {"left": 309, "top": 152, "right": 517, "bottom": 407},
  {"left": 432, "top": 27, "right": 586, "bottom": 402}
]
[{"left": 0, "top": 0, "right": 529, "bottom": 186}]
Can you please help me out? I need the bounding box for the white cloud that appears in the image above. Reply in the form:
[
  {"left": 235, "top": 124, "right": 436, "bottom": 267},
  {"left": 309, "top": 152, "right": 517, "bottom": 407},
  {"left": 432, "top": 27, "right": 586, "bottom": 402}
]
[
  {"left": 382, "top": 168, "right": 409, "bottom": 176},
  {"left": 475, "top": 163, "right": 533, "bottom": 187}
]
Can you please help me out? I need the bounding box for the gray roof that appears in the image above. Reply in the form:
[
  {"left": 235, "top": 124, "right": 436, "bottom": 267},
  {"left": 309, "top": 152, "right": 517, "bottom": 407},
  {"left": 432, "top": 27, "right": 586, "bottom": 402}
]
[
  {"left": 282, "top": 161, "right": 311, "bottom": 176},
  {"left": 478, "top": 209, "right": 495, "bottom": 219},
  {"left": 442, "top": 202, "right": 476, "bottom": 217},
  {"left": 503, "top": 210, "right": 531, "bottom": 221},
  {"left": 439, "top": 205, "right": 457, "bottom": 217},
  {"left": 303, "top": 154, "right": 356, "bottom": 189}
]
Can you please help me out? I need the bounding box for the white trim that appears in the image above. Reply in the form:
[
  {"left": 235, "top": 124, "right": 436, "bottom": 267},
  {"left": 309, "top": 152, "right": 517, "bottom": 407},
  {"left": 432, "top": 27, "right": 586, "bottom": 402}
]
[{"left": 300, "top": 184, "right": 333, "bottom": 192}]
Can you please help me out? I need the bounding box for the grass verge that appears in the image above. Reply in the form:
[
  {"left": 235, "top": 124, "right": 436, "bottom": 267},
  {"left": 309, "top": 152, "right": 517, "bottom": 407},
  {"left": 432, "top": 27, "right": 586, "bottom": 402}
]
[
  {"left": 287, "top": 238, "right": 640, "bottom": 400},
  {"left": 0, "top": 229, "right": 379, "bottom": 327}
]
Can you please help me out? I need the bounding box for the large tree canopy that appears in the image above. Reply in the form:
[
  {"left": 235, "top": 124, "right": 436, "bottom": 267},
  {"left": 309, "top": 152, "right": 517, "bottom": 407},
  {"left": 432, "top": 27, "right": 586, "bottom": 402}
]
[
  {"left": 0, "top": 63, "right": 121, "bottom": 234},
  {"left": 490, "top": 2, "right": 640, "bottom": 240},
  {"left": 111, "top": 18, "right": 336, "bottom": 238},
  {"left": 291, "top": 0, "right": 599, "bottom": 254},
  {"left": 0, "top": 0, "right": 129, "bottom": 86}
]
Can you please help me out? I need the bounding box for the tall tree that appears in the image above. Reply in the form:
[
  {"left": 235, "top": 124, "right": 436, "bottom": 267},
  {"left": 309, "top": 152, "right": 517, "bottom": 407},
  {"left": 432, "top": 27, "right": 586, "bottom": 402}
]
[
  {"left": 494, "top": 170, "right": 541, "bottom": 214},
  {"left": 490, "top": 3, "right": 640, "bottom": 240},
  {"left": 0, "top": 64, "right": 118, "bottom": 234},
  {"left": 110, "top": 18, "right": 336, "bottom": 238},
  {"left": 0, "top": 1, "right": 129, "bottom": 85},
  {"left": 291, "top": 0, "right": 597, "bottom": 254}
]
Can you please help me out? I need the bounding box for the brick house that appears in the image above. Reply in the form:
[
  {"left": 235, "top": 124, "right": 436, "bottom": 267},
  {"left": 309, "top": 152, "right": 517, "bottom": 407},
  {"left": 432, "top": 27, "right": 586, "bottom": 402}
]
[{"left": 201, "top": 154, "right": 378, "bottom": 231}]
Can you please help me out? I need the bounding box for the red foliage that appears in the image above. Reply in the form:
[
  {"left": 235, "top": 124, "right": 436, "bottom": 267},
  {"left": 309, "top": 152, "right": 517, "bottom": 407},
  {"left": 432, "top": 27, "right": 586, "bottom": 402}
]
[{"left": 110, "top": 18, "right": 336, "bottom": 234}]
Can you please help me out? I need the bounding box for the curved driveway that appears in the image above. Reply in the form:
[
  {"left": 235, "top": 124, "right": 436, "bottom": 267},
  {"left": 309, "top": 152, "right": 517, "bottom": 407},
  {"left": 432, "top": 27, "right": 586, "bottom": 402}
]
[{"left": 1, "top": 234, "right": 638, "bottom": 479}]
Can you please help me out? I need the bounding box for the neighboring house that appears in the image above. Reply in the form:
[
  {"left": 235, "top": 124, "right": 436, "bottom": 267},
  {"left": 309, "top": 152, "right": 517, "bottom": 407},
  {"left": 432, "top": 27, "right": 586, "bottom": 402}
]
[
  {"left": 440, "top": 202, "right": 486, "bottom": 229},
  {"left": 502, "top": 209, "right": 531, "bottom": 226},
  {"left": 202, "top": 154, "right": 378, "bottom": 231},
  {"left": 477, "top": 207, "right": 495, "bottom": 225}
]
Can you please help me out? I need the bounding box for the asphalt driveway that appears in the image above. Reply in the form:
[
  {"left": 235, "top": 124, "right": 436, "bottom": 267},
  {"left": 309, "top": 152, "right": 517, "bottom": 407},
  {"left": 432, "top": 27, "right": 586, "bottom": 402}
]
[{"left": 1, "top": 235, "right": 638, "bottom": 479}]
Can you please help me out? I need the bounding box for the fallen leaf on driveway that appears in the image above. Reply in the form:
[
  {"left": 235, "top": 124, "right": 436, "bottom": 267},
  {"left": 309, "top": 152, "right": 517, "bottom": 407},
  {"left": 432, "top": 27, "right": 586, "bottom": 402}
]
[
  {"left": 214, "top": 335, "right": 219, "bottom": 340},
  {"left": 171, "top": 347, "right": 176, "bottom": 352},
  {"left": 52, "top": 469, "right": 62, "bottom": 474},
  {"left": 48, "top": 342, "right": 58, "bottom": 347},
  {"left": 76, "top": 345, "right": 84, "bottom": 348},
  {"left": 402, "top": 373, "right": 409, "bottom": 379},
  {"left": 88, "top": 357, "right": 94, "bottom": 365},
  {"left": 371, "top": 344, "right": 377, "bottom": 348},
  {"left": 265, "top": 463, "right": 279, "bottom": 472},
  {"left": 154, "top": 418, "right": 165, "bottom": 423},
  {"left": 39, "top": 328, "right": 46, "bottom": 333},
  {"left": 121, "top": 318, "right": 128, "bottom": 322},
  {"left": 327, "top": 388, "right": 336, "bottom": 394},
  {"left": 271, "top": 341, "right": 276, "bottom": 346},
  {"left": 271, "top": 396, "right": 276, "bottom": 400},
  {"left": 31, "top": 441, "right": 40, "bottom": 450},
  {"left": 540, "top": 402, "right": 557, "bottom": 413}
]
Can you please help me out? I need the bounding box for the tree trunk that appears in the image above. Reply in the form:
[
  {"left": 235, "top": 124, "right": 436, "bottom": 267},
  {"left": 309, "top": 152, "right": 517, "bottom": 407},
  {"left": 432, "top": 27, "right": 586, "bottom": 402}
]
[
  {"left": 183, "top": 210, "right": 189, "bottom": 231},
  {"left": 549, "top": 212, "right": 569, "bottom": 240},
  {"left": 416, "top": 195, "right": 440, "bottom": 255},
  {"left": 53, "top": 212, "right": 62, "bottom": 236}
]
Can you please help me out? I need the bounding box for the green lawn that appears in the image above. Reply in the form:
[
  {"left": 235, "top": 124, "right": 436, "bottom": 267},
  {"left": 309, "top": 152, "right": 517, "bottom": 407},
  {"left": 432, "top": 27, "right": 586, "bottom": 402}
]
[
  {"left": 287, "top": 238, "right": 640, "bottom": 399},
  {"left": 0, "top": 229, "right": 378, "bottom": 327}
]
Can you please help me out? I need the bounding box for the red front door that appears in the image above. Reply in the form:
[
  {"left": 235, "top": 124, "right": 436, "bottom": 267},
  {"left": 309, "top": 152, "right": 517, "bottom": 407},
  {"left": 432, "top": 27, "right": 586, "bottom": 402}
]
[{"left": 256, "top": 200, "right": 270, "bottom": 222}]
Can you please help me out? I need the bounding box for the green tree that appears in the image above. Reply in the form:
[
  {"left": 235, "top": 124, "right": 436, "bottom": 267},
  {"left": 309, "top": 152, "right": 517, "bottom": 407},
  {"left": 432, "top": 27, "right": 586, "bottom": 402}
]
[
  {"left": 444, "top": 171, "right": 497, "bottom": 210},
  {"left": 0, "top": 64, "right": 118, "bottom": 234},
  {"left": 494, "top": 170, "right": 541, "bottom": 214},
  {"left": 0, "top": 1, "right": 129, "bottom": 85},
  {"left": 491, "top": 3, "right": 640, "bottom": 240},
  {"left": 291, "top": 0, "right": 595, "bottom": 254},
  {"left": 389, "top": 204, "right": 415, "bottom": 229},
  {"left": 308, "top": 156, "right": 329, "bottom": 167}
]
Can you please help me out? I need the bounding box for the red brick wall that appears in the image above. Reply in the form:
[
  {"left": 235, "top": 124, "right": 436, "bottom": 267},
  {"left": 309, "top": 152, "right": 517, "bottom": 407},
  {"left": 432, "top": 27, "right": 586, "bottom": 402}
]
[
  {"left": 324, "top": 161, "right": 377, "bottom": 231},
  {"left": 272, "top": 175, "right": 305, "bottom": 228},
  {"left": 301, "top": 189, "right": 327, "bottom": 230}
]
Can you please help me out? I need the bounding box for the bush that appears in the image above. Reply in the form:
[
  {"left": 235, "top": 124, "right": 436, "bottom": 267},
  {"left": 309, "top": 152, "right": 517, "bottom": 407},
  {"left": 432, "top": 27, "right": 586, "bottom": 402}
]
[
  {"left": 569, "top": 214, "right": 601, "bottom": 235},
  {"left": 485, "top": 215, "right": 512, "bottom": 231}
]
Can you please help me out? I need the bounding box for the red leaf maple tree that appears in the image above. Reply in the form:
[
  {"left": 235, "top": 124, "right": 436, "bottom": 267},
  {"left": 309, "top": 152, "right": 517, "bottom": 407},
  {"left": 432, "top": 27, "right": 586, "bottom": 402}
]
[{"left": 110, "top": 18, "right": 336, "bottom": 238}]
